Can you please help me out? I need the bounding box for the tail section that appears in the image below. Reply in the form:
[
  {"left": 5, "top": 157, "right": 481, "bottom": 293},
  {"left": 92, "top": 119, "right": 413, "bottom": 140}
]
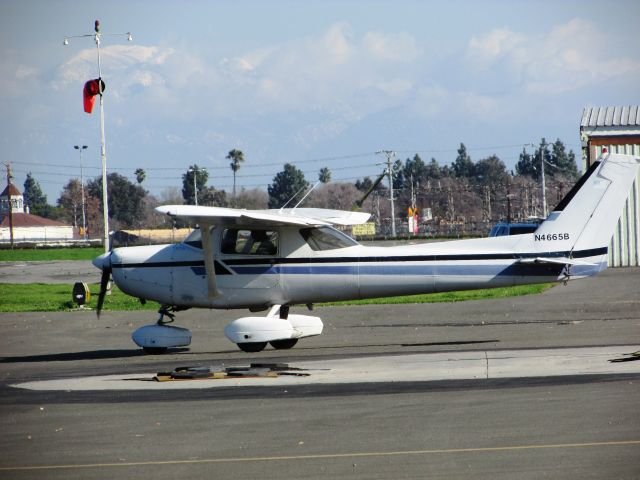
[{"left": 528, "top": 152, "right": 640, "bottom": 256}]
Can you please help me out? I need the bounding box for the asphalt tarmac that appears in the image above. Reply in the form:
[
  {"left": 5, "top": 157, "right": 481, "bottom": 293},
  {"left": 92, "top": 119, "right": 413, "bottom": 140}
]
[{"left": 0, "top": 265, "right": 639, "bottom": 479}]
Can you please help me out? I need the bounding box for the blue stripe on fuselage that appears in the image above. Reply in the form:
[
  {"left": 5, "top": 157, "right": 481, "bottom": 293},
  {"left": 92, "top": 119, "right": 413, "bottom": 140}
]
[{"left": 228, "top": 262, "right": 603, "bottom": 277}]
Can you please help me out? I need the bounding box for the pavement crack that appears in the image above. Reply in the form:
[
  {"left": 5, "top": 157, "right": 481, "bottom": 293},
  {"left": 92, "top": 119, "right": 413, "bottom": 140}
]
[{"left": 485, "top": 351, "right": 489, "bottom": 379}]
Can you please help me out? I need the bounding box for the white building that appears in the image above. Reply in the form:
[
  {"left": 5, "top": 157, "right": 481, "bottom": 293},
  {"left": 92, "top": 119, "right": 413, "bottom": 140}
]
[
  {"left": 0, "top": 183, "right": 74, "bottom": 243},
  {"left": 580, "top": 105, "right": 640, "bottom": 266}
]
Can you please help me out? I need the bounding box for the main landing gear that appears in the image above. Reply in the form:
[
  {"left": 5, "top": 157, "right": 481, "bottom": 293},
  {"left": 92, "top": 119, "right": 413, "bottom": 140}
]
[
  {"left": 234, "top": 306, "right": 293, "bottom": 353},
  {"left": 225, "top": 305, "right": 323, "bottom": 353}
]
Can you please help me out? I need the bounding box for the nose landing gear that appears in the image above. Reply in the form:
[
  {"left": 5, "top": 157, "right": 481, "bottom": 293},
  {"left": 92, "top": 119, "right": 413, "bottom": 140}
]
[{"left": 132, "top": 305, "right": 192, "bottom": 354}]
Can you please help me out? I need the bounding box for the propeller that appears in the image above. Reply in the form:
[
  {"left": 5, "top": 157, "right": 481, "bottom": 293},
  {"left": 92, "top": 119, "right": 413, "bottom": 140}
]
[{"left": 92, "top": 251, "right": 112, "bottom": 317}]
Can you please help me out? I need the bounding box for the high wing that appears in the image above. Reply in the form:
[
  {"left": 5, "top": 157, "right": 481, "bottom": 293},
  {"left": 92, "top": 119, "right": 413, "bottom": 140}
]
[
  {"left": 280, "top": 208, "right": 371, "bottom": 226},
  {"left": 155, "top": 205, "right": 371, "bottom": 298},
  {"left": 155, "top": 205, "right": 371, "bottom": 227}
]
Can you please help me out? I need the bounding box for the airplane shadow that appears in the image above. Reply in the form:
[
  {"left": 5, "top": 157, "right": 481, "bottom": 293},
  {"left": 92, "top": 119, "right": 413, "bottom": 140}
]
[
  {"left": 0, "top": 348, "right": 191, "bottom": 363},
  {"left": 0, "top": 341, "right": 499, "bottom": 363},
  {"left": 288, "top": 339, "right": 500, "bottom": 352},
  {"left": 401, "top": 339, "right": 498, "bottom": 347}
]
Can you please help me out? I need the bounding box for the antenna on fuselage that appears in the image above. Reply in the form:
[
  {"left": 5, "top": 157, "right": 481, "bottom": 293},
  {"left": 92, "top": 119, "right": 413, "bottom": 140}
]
[
  {"left": 292, "top": 181, "right": 320, "bottom": 210},
  {"left": 279, "top": 181, "right": 320, "bottom": 212}
]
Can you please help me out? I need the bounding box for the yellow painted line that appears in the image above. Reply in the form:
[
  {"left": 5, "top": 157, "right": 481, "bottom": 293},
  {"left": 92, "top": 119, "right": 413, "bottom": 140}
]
[{"left": 1, "top": 440, "right": 639, "bottom": 471}]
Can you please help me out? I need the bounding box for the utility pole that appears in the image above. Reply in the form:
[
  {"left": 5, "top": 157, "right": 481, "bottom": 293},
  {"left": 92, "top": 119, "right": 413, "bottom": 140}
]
[
  {"left": 483, "top": 185, "right": 491, "bottom": 222},
  {"left": 410, "top": 174, "right": 417, "bottom": 212},
  {"left": 376, "top": 150, "right": 396, "bottom": 237},
  {"left": 64, "top": 20, "right": 133, "bottom": 252},
  {"left": 189, "top": 167, "right": 199, "bottom": 205},
  {"left": 3, "top": 163, "right": 14, "bottom": 248},
  {"left": 523, "top": 142, "right": 544, "bottom": 218}
]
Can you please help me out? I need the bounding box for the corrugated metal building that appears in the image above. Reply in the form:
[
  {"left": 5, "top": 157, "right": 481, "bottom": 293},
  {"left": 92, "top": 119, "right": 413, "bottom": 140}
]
[{"left": 580, "top": 106, "right": 640, "bottom": 266}]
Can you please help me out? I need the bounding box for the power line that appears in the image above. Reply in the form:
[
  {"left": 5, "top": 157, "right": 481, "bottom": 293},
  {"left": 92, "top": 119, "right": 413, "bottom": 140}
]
[
  {"left": 14, "top": 141, "right": 577, "bottom": 172},
  {"left": 13, "top": 151, "right": 377, "bottom": 172}
]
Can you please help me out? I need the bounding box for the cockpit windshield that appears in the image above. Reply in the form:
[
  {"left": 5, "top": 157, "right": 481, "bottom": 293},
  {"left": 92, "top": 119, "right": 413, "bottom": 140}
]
[
  {"left": 183, "top": 228, "right": 202, "bottom": 249},
  {"left": 300, "top": 226, "right": 359, "bottom": 251}
]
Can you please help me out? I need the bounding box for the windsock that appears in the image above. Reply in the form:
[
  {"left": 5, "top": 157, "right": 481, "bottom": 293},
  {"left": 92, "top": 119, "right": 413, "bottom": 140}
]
[{"left": 83, "top": 78, "right": 105, "bottom": 114}]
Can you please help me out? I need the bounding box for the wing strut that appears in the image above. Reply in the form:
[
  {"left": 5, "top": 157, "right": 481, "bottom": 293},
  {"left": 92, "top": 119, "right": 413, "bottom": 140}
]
[{"left": 200, "top": 225, "right": 220, "bottom": 298}]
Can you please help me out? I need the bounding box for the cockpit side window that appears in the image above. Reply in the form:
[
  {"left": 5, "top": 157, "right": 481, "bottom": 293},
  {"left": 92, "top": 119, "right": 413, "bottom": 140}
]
[
  {"left": 300, "top": 226, "right": 359, "bottom": 251},
  {"left": 221, "top": 229, "right": 278, "bottom": 255}
]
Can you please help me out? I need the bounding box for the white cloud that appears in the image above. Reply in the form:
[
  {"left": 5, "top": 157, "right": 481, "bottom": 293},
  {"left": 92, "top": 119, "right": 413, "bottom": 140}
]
[
  {"left": 468, "top": 28, "right": 525, "bottom": 66},
  {"left": 52, "top": 45, "right": 176, "bottom": 90},
  {"left": 131, "top": 70, "right": 161, "bottom": 88},
  {"left": 165, "top": 133, "right": 183, "bottom": 144},
  {"left": 372, "top": 78, "right": 414, "bottom": 98},
  {"left": 320, "top": 22, "right": 353, "bottom": 65},
  {"left": 528, "top": 18, "right": 640, "bottom": 94},
  {"left": 0, "top": 51, "right": 39, "bottom": 97},
  {"left": 47, "top": 22, "right": 425, "bottom": 141},
  {"left": 209, "top": 22, "right": 421, "bottom": 116},
  {"left": 221, "top": 57, "right": 255, "bottom": 74},
  {"left": 363, "top": 31, "right": 422, "bottom": 62},
  {"left": 43, "top": 18, "right": 639, "bottom": 156},
  {"left": 413, "top": 85, "right": 498, "bottom": 120},
  {"left": 15, "top": 65, "right": 37, "bottom": 80},
  {"left": 464, "top": 18, "right": 640, "bottom": 95}
]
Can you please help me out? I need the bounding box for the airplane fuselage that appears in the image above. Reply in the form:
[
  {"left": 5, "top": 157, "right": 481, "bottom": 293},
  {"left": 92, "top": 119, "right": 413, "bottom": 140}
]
[{"left": 109, "top": 224, "right": 607, "bottom": 310}]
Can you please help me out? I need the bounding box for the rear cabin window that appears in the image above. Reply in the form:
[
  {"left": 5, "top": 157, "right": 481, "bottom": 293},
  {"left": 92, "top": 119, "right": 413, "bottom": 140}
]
[
  {"left": 509, "top": 225, "right": 538, "bottom": 235},
  {"left": 300, "top": 227, "right": 359, "bottom": 251},
  {"left": 221, "top": 229, "right": 278, "bottom": 255}
]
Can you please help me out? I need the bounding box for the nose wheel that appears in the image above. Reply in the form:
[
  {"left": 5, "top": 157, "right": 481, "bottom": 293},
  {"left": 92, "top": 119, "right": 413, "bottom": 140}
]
[
  {"left": 132, "top": 305, "right": 192, "bottom": 353},
  {"left": 237, "top": 342, "right": 268, "bottom": 353},
  {"left": 143, "top": 346, "right": 168, "bottom": 354},
  {"left": 270, "top": 338, "right": 298, "bottom": 350}
]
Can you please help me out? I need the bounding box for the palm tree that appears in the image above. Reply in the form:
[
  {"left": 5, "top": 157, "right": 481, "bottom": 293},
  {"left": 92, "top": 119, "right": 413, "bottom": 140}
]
[
  {"left": 227, "top": 149, "right": 245, "bottom": 199},
  {"left": 318, "top": 167, "right": 331, "bottom": 183},
  {"left": 134, "top": 168, "right": 146, "bottom": 184}
]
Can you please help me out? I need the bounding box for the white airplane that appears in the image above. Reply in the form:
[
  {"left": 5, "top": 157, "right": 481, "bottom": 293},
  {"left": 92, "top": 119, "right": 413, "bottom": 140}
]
[{"left": 93, "top": 152, "right": 639, "bottom": 353}]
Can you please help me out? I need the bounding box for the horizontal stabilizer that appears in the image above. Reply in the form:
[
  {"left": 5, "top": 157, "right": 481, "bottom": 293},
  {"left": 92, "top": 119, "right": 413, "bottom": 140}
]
[{"left": 517, "top": 257, "right": 597, "bottom": 267}]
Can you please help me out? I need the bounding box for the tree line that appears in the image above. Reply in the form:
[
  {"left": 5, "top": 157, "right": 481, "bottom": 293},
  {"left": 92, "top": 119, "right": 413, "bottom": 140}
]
[{"left": 20, "top": 139, "right": 579, "bottom": 237}]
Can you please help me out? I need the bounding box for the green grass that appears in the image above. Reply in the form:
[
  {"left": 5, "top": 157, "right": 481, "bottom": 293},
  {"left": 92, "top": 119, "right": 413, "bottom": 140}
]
[
  {"left": 0, "top": 247, "right": 104, "bottom": 262},
  {"left": 0, "top": 283, "right": 159, "bottom": 313},
  {"left": 0, "top": 282, "right": 555, "bottom": 312},
  {"left": 321, "top": 283, "right": 555, "bottom": 306}
]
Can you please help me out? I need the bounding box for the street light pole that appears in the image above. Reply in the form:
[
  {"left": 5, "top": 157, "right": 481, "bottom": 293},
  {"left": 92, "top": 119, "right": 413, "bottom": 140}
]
[
  {"left": 540, "top": 141, "right": 548, "bottom": 218},
  {"left": 376, "top": 150, "right": 396, "bottom": 237},
  {"left": 64, "top": 20, "right": 133, "bottom": 253},
  {"left": 74, "top": 145, "right": 88, "bottom": 239}
]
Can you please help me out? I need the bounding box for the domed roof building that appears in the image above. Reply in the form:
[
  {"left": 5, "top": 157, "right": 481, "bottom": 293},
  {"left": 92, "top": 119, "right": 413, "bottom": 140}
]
[{"left": 1, "top": 182, "right": 73, "bottom": 244}]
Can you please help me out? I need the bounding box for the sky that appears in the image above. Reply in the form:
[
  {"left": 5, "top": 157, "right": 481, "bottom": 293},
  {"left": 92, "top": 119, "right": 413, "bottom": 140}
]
[{"left": 1, "top": 0, "right": 639, "bottom": 202}]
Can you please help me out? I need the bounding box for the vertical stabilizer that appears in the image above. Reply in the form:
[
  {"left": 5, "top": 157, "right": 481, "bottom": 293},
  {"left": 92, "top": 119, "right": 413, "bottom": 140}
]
[{"left": 530, "top": 152, "right": 640, "bottom": 254}]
